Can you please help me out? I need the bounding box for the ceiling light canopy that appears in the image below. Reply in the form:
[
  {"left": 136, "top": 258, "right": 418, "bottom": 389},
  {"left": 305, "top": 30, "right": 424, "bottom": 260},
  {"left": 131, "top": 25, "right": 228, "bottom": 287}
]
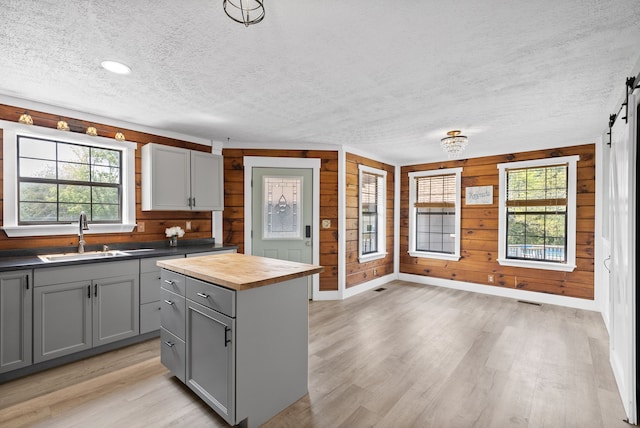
[
  {"left": 101, "top": 60, "right": 131, "bottom": 75},
  {"left": 223, "top": 0, "right": 265, "bottom": 27},
  {"left": 440, "top": 130, "right": 468, "bottom": 159}
]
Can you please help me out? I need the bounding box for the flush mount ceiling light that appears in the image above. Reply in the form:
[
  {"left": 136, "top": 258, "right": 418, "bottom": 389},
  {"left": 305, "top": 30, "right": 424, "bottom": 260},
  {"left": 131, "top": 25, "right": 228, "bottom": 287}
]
[
  {"left": 440, "top": 130, "right": 468, "bottom": 159},
  {"left": 18, "top": 111, "right": 33, "bottom": 125},
  {"left": 101, "top": 60, "right": 131, "bottom": 75},
  {"left": 223, "top": 0, "right": 265, "bottom": 27}
]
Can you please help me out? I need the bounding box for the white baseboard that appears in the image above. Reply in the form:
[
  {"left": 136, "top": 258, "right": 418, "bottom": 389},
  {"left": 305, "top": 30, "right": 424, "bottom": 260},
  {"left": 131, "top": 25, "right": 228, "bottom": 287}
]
[
  {"left": 397, "top": 273, "right": 598, "bottom": 311},
  {"left": 343, "top": 274, "right": 396, "bottom": 299}
]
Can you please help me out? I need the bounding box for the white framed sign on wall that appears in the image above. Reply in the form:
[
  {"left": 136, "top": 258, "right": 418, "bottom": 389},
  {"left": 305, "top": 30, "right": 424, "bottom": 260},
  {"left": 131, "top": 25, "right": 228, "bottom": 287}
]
[{"left": 465, "top": 185, "right": 493, "bottom": 205}]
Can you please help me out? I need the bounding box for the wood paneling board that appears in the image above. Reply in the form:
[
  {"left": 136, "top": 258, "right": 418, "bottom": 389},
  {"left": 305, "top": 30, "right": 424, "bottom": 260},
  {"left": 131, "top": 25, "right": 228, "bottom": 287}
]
[
  {"left": 0, "top": 103, "right": 213, "bottom": 250},
  {"left": 344, "top": 153, "right": 395, "bottom": 288},
  {"left": 399, "top": 144, "right": 596, "bottom": 300},
  {"left": 222, "top": 148, "right": 340, "bottom": 291}
]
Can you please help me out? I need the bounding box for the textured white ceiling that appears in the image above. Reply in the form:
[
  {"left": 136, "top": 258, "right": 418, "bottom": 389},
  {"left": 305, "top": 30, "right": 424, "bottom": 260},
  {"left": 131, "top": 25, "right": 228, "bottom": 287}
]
[{"left": 1, "top": 0, "right": 639, "bottom": 164}]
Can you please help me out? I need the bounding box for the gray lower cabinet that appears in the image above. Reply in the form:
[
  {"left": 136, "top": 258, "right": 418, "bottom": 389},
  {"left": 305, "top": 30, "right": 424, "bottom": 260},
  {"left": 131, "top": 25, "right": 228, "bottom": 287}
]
[
  {"left": 33, "top": 260, "right": 139, "bottom": 363},
  {"left": 0, "top": 270, "right": 32, "bottom": 374},
  {"left": 186, "top": 299, "right": 235, "bottom": 424}
]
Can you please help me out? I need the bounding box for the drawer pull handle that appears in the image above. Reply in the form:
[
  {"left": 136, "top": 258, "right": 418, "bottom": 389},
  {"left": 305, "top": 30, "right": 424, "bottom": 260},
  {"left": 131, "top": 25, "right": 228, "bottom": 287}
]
[
  {"left": 164, "top": 299, "right": 174, "bottom": 305},
  {"left": 197, "top": 292, "right": 209, "bottom": 298},
  {"left": 164, "top": 279, "right": 176, "bottom": 285},
  {"left": 164, "top": 341, "right": 175, "bottom": 348},
  {"left": 224, "top": 326, "right": 231, "bottom": 347}
]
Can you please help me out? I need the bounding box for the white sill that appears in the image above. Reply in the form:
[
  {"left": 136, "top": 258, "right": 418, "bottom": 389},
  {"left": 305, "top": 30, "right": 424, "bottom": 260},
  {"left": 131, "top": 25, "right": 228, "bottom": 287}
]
[
  {"left": 408, "top": 251, "right": 460, "bottom": 261},
  {"left": 497, "top": 258, "right": 576, "bottom": 272},
  {"left": 358, "top": 252, "right": 387, "bottom": 263},
  {"left": 2, "top": 223, "right": 137, "bottom": 237}
]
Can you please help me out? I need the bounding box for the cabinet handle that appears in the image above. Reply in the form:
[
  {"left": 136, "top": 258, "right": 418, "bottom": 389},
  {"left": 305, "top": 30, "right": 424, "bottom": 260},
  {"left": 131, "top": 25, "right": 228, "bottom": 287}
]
[
  {"left": 26, "top": 275, "right": 29, "bottom": 290},
  {"left": 197, "top": 292, "right": 209, "bottom": 299},
  {"left": 224, "top": 326, "right": 231, "bottom": 347},
  {"left": 94, "top": 284, "right": 98, "bottom": 297},
  {"left": 164, "top": 279, "right": 176, "bottom": 286},
  {"left": 87, "top": 285, "right": 91, "bottom": 299},
  {"left": 187, "top": 197, "right": 192, "bottom": 207},
  {"left": 163, "top": 299, "right": 174, "bottom": 305},
  {"left": 192, "top": 197, "right": 196, "bottom": 207},
  {"left": 163, "top": 341, "right": 175, "bottom": 348}
]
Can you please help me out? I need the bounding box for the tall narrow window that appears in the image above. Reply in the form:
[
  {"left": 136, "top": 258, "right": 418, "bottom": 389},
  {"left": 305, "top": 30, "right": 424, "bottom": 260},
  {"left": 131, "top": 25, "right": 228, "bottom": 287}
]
[
  {"left": 358, "top": 165, "right": 386, "bottom": 262},
  {"left": 498, "top": 156, "right": 579, "bottom": 272},
  {"left": 408, "top": 168, "right": 462, "bottom": 261}
]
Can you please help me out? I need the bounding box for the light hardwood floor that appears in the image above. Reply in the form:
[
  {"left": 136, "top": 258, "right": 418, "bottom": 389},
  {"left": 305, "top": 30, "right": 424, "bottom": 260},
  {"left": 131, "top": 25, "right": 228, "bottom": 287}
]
[{"left": 0, "top": 280, "right": 630, "bottom": 428}]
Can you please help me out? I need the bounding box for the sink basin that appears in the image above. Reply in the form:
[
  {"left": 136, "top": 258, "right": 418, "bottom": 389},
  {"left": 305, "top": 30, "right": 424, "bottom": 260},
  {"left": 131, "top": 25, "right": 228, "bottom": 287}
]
[
  {"left": 121, "top": 248, "right": 155, "bottom": 254},
  {"left": 38, "top": 250, "right": 129, "bottom": 263}
]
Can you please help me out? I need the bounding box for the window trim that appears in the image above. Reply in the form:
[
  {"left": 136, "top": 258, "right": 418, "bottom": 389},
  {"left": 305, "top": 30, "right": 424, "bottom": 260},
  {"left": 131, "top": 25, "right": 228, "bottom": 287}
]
[
  {"left": 2, "top": 121, "right": 137, "bottom": 237},
  {"left": 408, "top": 167, "right": 462, "bottom": 261},
  {"left": 358, "top": 165, "right": 387, "bottom": 263},
  {"left": 497, "top": 155, "right": 579, "bottom": 272}
]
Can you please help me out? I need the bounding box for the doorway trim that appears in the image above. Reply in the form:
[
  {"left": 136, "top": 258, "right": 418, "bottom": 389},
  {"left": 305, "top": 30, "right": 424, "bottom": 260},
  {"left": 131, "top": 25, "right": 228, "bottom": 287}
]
[{"left": 243, "top": 156, "right": 321, "bottom": 298}]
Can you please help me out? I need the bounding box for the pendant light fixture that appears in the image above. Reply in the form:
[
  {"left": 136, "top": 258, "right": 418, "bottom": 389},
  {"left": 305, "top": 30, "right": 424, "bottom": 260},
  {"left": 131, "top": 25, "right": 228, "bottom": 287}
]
[
  {"left": 440, "top": 130, "right": 468, "bottom": 159},
  {"left": 223, "top": 0, "right": 265, "bottom": 27}
]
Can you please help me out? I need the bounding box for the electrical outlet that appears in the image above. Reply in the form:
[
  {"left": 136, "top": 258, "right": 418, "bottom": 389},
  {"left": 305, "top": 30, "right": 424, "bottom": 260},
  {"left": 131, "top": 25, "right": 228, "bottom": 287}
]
[
  {"left": 322, "top": 219, "right": 331, "bottom": 229},
  {"left": 186, "top": 221, "right": 192, "bottom": 231},
  {"left": 137, "top": 222, "right": 145, "bottom": 232},
  {"left": 488, "top": 274, "right": 494, "bottom": 283},
  {"left": 374, "top": 269, "right": 378, "bottom": 276}
]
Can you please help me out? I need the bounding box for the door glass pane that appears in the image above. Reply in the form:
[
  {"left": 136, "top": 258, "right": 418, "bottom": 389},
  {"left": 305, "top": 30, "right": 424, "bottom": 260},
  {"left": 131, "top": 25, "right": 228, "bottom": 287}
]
[{"left": 263, "top": 176, "right": 302, "bottom": 239}]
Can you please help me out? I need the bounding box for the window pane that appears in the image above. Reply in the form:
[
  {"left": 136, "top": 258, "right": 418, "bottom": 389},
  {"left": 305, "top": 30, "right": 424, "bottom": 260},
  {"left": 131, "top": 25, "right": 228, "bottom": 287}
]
[
  {"left": 19, "top": 182, "right": 57, "bottom": 202},
  {"left": 93, "top": 204, "right": 120, "bottom": 221},
  {"left": 91, "top": 148, "right": 120, "bottom": 167},
  {"left": 58, "top": 143, "right": 89, "bottom": 164},
  {"left": 58, "top": 161, "right": 90, "bottom": 181},
  {"left": 59, "top": 184, "right": 91, "bottom": 203},
  {"left": 59, "top": 203, "right": 91, "bottom": 222},
  {"left": 93, "top": 187, "right": 120, "bottom": 204},
  {"left": 263, "top": 176, "right": 302, "bottom": 239},
  {"left": 18, "top": 137, "right": 56, "bottom": 160},
  {"left": 20, "top": 202, "right": 57, "bottom": 222},
  {"left": 92, "top": 165, "right": 120, "bottom": 183},
  {"left": 19, "top": 158, "right": 57, "bottom": 179}
]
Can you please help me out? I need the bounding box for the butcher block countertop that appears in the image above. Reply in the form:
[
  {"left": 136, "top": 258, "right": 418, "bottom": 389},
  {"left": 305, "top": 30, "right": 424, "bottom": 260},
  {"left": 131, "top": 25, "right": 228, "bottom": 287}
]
[{"left": 157, "top": 253, "right": 324, "bottom": 291}]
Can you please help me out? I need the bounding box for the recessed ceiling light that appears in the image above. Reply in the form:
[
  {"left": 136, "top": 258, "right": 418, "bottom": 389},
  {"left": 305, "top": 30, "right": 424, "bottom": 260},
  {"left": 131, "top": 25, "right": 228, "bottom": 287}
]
[{"left": 101, "top": 60, "right": 131, "bottom": 75}]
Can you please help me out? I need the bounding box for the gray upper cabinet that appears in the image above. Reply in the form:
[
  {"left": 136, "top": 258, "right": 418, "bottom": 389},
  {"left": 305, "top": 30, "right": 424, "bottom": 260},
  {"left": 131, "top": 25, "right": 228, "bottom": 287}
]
[
  {"left": 33, "top": 260, "right": 139, "bottom": 363},
  {"left": 0, "top": 270, "right": 32, "bottom": 374},
  {"left": 141, "top": 143, "right": 223, "bottom": 211}
]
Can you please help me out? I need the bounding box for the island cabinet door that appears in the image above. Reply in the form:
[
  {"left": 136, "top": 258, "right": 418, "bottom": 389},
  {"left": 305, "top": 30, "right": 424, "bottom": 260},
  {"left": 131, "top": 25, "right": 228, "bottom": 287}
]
[{"left": 186, "top": 300, "right": 236, "bottom": 426}]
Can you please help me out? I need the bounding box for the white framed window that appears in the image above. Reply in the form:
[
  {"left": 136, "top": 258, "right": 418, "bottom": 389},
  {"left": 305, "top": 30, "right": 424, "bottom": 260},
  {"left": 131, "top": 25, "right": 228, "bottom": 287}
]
[
  {"left": 358, "top": 165, "right": 387, "bottom": 262},
  {"left": 408, "top": 167, "right": 462, "bottom": 261},
  {"left": 497, "top": 155, "right": 579, "bottom": 272},
  {"left": 2, "top": 121, "right": 137, "bottom": 237}
]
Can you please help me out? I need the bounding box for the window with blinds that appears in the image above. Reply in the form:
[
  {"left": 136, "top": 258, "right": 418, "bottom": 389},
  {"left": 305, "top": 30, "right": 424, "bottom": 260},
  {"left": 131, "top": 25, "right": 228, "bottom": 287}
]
[
  {"left": 408, "top": 167, "right": 462, "bottom": 260},
  {"left": 505, "top": 163, "right": 568, "bottom": 262},
  {"left": 414, "top": 174, "right": 457, "bottom": 254},
  {"left": 358, "top": 165, "right": 387, "bottom": 261}
]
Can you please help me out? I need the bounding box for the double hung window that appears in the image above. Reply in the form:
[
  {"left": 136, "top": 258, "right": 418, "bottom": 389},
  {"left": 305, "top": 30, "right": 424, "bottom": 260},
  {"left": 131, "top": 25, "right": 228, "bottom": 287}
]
[
  {"left": 497, "top": 156, "right": 579, "bottom": 272},
  {"left": 358, "top": 165, "right": 386, "bottom": 262},
  {"left": 408, "top": 168, "right": 462, "bottom": 260}
]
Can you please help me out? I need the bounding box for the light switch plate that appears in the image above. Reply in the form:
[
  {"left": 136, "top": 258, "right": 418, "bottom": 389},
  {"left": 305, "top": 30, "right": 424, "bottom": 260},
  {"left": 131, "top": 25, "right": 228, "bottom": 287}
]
[
  {"left": 186, "top": 221, "right": 192, "bottom": 231},
  {"left": 137, "top": 222, "right": 145, "bottom": 232}
]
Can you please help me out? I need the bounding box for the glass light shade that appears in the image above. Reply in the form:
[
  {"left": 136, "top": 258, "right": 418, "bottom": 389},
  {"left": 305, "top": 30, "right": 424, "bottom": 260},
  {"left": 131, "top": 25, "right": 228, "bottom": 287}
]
[
  {"left": 19, "top": 112, "right": 33, "bottom": 125},
  {"left": 86, "top": 126, "right": 98, "bottom": 136},
  {"left": 440, "top": 130, "right": 468, "bottom": 158},
  {"left": 223, "top": 0, "right": 265, "bottom": 26},
  {"left": 114, "top": 131, "right": 126, "bottom": 141},
  {"left": 57, "top": 120, "right": 70, "bottom": 131}
]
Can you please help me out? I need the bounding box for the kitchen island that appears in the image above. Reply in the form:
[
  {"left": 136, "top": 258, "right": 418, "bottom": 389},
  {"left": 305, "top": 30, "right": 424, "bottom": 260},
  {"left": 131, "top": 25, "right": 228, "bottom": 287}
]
[{"left": 157, "top": 253, "right": 323, "bottom": 428}]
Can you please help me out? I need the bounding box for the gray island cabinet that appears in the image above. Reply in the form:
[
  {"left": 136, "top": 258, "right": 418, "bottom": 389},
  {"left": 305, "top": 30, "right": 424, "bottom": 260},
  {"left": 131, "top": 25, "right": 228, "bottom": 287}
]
[{"left": 157, "top": 253, "right": 323, "bottom": 428}]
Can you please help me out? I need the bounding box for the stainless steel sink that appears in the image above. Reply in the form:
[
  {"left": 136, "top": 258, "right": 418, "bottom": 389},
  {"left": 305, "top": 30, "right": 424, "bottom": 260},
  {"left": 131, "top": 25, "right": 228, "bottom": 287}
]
[
  {"left": 120, "top": 248, "right": 155, "bottom": 254},
  {"left": 38, "top": 250, "right": 129, "bottom": 263}
]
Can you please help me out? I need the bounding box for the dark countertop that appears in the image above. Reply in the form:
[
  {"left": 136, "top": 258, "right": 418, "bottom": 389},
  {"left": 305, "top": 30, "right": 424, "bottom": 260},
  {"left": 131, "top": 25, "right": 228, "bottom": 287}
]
[{"left": 0, "top": 239, "right": 237, "bottom": 272}]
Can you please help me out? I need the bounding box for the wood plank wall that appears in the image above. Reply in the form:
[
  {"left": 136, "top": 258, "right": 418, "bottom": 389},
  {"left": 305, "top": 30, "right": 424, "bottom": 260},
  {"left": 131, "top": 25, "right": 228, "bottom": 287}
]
[
  {"left": 0, "top": 103, "right": 213, "bottom": 251},
  {"left": 221, "top": 149, "right": 339, "bottom": 292},
  {"left": 345, "top": 153, "right": 394, "bottom": 288},
  {"left": 400, "top": 144, "right": 596, "bottom": 300}
]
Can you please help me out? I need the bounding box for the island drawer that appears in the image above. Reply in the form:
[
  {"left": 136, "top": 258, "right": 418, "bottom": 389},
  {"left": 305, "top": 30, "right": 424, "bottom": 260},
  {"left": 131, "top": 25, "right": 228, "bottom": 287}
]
[
  {"left": 160, "top": 288, "right": 186, "bottom": 339},
  {"left": 186, "top": 277, "right": 235, "bottom": 318},
  {"left": 161, "top": 328, "right": 185, "bottom": 383},
  {"left": 160, "top": 270, "right": 186, "bottom": 296}
]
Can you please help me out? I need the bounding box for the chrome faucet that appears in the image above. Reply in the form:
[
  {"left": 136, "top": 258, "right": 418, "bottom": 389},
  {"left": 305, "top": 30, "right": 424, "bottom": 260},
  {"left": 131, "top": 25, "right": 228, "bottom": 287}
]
[{"left": 78, "top": 211, "right": 89, "bottom": 253}]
